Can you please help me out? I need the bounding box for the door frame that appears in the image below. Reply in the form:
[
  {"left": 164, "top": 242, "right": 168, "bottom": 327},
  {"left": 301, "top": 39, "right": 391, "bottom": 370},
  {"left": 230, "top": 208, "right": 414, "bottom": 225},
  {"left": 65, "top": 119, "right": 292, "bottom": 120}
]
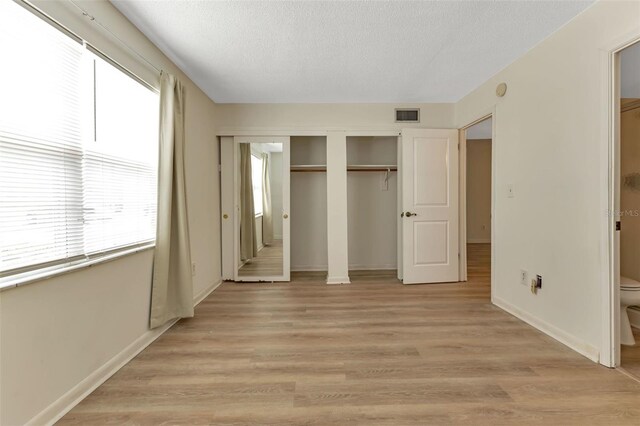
[
  {"left": 458, "top": 112, "right": 495, "bottom": 299},
  {"left": 233, "top": 135, "right": 291, "bottom": 282},
  {"left": 603, "top": 32, "right": 640, "bottom": 368}
]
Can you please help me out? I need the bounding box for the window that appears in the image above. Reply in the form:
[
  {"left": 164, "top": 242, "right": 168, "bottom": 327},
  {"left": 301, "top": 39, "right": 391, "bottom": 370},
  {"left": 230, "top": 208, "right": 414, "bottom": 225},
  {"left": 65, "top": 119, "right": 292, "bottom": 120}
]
[
  {"left": 251, "top": 154, "right": 263, "bottom": 216},
  {"left": 0, "top": 1, "right": 159, "bottom": 277}
]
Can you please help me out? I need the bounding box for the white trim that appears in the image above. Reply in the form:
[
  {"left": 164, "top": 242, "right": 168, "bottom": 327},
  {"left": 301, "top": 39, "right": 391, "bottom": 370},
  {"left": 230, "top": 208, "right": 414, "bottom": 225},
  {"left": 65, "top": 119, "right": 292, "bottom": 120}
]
[
  {"left": 193, "top": 279, "right": 224, "bottom": 306},
  {"left": 348, "top": 264, "right": 397, "bottom": 270},
  {"left": 467, "top": 238, "right": 491, "bottom": 244},
  {"left": 291, "top": 265, "right": 328, "bottom": 272},
  {"left": 0, "top": 244, "right": 155, "bottom": 292},
  {"left": 27, "top": 279, "right": 223, "bottom": 426},
  {"left": 493, "top": 296, "right": 600, "bottom": 363},
  {"left": 458, "top": 110, "right": 495, "bottom": 288},
  {"left": 326, "top": 276, "right": 351, "bottom": 284},
  {"left": 459, "top": 129, "right": 468, "bottom": 282}
]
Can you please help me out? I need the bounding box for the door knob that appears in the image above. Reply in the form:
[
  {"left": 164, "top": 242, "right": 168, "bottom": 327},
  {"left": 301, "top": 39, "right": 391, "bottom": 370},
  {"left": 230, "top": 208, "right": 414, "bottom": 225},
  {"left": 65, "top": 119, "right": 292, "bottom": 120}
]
[
  {"left": 405, "top": 211, "right": 417, "bottom": 217},
  {"left": 283, "top": 213, "right": 289, "bottom": 219}
]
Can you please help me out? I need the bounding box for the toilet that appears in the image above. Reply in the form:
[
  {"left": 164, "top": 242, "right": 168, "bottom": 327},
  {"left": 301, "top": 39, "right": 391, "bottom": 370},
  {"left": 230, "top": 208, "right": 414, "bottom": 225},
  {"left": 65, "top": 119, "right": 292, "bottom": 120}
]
[{"left": 620, "top": 276, "right": 640, "bottom": 345}]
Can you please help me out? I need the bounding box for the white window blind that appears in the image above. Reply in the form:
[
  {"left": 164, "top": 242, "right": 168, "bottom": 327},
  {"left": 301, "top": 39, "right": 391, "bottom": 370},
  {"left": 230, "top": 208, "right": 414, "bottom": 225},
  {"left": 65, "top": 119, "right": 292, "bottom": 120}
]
[
  {"left": 0, "top": 1, "right": 159, "bottom": 276},
  {"left": 251, "top": 154, "right": 263, "bottom": 216},
  {"left": 83, "top": 55, "right": 158, "bottom": 255}
]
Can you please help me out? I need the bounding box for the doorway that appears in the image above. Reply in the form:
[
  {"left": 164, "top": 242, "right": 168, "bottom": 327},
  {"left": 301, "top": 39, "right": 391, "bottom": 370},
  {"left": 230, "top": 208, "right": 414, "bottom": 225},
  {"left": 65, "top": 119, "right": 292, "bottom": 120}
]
[
  {"left": 617, "top": 41, "right": 640, "bottom": 378},
  {"left": 459, "top": 115, "right": 493, "bottom": 296}
]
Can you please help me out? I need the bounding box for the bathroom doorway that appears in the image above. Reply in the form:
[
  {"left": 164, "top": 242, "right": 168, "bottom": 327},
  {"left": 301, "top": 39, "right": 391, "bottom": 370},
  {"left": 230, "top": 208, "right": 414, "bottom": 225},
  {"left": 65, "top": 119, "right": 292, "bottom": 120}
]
[
  {"left": 460, "top": 115, "right": 493, "bottom": 297},
  {"left": 618, "top": 41, "right": 640, "bottom": 379}
]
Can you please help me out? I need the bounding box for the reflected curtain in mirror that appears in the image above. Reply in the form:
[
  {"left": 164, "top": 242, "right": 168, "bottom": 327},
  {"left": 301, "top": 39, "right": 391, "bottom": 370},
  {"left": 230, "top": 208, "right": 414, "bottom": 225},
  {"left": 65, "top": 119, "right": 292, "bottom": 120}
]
[
  {"left": 240, "top": 144, "right": 257, "bottom": 261},
  {"left": 150, "top": 72, "right": 193, "bottom": 329},
  {"left": 262, "top": 153, "right": 273, "bottom": 246}
]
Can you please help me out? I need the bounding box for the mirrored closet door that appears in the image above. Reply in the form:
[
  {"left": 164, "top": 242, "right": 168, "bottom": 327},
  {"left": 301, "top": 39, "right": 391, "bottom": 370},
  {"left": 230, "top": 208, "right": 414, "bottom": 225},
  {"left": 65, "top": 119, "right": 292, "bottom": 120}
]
[{"left": 233, "top": 136, "right": 290, "bottom": 281}]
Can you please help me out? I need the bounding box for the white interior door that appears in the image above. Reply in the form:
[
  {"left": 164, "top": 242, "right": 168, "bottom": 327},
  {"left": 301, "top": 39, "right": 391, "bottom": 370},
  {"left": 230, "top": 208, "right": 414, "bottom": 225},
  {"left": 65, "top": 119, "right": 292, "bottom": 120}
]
[
  {"left": 401, "top": 129, "right": 459, "bottom": 284},
  {"left": 233, "top": 136, "right": 290, "bottom": 282}
]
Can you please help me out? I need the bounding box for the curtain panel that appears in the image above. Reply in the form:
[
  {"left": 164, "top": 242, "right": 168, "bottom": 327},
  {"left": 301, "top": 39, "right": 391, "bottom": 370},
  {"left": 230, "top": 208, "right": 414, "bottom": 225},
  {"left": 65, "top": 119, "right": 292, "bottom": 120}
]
[{"left": 149, "top": 72, "right": 194, "bottom": 329}]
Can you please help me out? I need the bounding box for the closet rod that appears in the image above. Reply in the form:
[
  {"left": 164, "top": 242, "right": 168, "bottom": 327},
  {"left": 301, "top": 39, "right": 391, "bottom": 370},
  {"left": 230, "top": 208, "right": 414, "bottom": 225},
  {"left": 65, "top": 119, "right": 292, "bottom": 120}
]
[{"left": 347, "top": 167, "right": 397, "bottom": 172}]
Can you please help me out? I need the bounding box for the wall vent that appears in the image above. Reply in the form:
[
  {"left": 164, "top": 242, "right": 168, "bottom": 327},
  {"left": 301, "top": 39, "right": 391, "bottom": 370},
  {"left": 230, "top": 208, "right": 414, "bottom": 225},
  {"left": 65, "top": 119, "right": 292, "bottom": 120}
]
[{"left": 395, "top": 108, "right": 420, "bottom": 123}]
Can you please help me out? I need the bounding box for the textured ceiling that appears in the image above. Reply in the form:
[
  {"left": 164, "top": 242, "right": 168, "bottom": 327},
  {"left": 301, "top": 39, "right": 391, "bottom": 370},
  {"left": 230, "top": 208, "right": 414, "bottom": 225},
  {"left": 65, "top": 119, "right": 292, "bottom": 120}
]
[{"left": 111, "top": 0, "right": 594, "bottom": 103}]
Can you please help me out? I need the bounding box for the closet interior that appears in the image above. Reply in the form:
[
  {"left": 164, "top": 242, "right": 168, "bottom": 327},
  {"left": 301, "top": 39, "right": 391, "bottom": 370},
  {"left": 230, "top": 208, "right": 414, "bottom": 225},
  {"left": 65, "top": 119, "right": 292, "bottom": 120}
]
[
  {"left": 290, "top": 136, "right": 328, "bottom": 272},
  {"left": 346, "top": 136, "right": 398, "bottom": 273}
]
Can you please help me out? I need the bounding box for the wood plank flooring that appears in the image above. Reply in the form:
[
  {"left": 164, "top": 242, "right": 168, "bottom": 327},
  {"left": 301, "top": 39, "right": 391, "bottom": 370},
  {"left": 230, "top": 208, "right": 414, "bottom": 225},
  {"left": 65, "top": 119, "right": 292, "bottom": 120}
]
[
  {"left": 621, "top": 326, "right": 640, "bottom": 380},
  {"left": 59, "top": 244, "right": 640, "bottom": 425},
  {"left": 239, "top": 240, "right": 283, "bottom": 277}
]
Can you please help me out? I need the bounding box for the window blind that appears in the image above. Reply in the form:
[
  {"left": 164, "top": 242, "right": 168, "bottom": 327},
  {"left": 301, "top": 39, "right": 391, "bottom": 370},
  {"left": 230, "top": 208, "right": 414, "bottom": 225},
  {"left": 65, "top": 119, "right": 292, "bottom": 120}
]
[{"left": 0, "top": 1, "right": 159, "bottom": 276}]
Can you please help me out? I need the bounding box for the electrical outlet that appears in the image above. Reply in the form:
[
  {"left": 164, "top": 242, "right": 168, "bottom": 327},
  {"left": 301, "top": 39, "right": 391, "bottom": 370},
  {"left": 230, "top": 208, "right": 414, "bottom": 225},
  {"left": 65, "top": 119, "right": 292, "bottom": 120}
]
[
  {"left": 520, "top": 269, "right": 528, "bottom": 286},
  {"left": 191, "top": 262, "right": 196, "bottom": 276}
]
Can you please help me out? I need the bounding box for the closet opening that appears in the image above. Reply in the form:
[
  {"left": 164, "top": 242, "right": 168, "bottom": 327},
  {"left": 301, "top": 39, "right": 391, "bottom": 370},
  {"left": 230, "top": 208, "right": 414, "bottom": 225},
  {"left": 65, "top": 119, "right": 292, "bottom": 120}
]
[
  {"left": 462, "top": 117, "right": 492, "bottom": 295},
  {"left": 290, "top": 136, "right": 328, "bottom": 279},
  {"left": 346, "top": 136, "right": 400, "bottom": 283}
]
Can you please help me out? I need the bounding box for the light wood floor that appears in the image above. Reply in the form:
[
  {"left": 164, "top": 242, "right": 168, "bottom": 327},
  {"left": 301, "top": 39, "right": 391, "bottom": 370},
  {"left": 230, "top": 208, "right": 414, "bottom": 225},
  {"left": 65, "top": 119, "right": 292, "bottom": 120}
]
[
  {"left": 60, "top": 244, "right": 640, "bottom": 425},
  {"left": 239, "top": 240, "right": 283, "bottom": 277},
  {"left": 621, "top": 326, "right": 640, "bottom": 380}
]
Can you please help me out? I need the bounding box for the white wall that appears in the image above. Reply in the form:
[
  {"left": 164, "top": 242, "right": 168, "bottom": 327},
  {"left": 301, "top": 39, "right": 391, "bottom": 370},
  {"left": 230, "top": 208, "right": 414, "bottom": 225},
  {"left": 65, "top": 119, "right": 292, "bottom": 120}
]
[
  {"left": 0, "top": 1, "right": 221, "bottom": 424},
  {"left": 215, "top": 103, "right": 455, "bottom": 131},
  {"left": 291, "top": 173, "right": 328, "bottom": 270},
  {"left": 454, "top": 0, "right": 640, "bottom": 361},
  {"left": 291, "top": 137, "right": 328, "bottom": 271},
  {"left": 466, "top": 139, "right": 492, "bottom": 243},
  {"left": 270, "top": 152, "right": 284, "bottom": 239},
  {"left": 347, "top": 173, "right": 398, "bottom": 269}
]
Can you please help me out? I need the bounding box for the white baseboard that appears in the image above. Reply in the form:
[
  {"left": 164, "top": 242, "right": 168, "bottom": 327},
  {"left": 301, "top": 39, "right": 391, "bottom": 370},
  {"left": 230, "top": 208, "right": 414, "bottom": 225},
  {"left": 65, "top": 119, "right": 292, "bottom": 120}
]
[
  {"left": 326, "top": 276, "right": 351, "bottom": 285},
  {"left": 29, "top": 279, "right": 223, "bottom": 426},
  {"left": 467, "top": 238, "right": 491, "bottom": 244},
  {"left": 194, "top": 279, "right": 223, "bottom": 305},
  {"left": 348, "top": 264, "right": 397, "bottom": 271},
  {"left": 492, "top": 296, "right": 599, "bottom": 363},
  {"left": 291, "top": 265, "right": 328, "bottom": 272},
  {"left": 628, "top": 307, "right": 640, "bottom": 329}
]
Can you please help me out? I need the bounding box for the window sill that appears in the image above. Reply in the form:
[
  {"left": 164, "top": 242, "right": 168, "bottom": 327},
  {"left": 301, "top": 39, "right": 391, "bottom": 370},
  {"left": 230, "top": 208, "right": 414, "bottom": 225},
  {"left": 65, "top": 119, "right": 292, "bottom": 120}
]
[{"left": 0, "top": 243, "right": 155, "bottom": 292}]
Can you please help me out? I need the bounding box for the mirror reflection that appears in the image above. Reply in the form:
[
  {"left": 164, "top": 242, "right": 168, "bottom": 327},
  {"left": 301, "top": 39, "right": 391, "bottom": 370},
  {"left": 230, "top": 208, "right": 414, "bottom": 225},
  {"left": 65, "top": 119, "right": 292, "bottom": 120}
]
[{"left": 238, "top": 142, "right": 284, "bottom": 277}]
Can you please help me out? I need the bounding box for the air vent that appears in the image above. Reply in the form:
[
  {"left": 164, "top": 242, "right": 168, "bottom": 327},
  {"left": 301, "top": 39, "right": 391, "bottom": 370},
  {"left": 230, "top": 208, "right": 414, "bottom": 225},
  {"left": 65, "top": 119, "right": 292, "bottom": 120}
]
[{"left": 395, "top": 108, "right": 420, "bottom": 123}]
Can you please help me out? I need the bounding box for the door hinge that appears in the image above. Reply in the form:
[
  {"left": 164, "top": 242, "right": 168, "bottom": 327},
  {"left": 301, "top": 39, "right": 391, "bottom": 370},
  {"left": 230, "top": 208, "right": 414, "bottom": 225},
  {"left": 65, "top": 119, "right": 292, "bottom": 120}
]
[{"left": 616, "top": 221, "right": 621, "bottom": 231}]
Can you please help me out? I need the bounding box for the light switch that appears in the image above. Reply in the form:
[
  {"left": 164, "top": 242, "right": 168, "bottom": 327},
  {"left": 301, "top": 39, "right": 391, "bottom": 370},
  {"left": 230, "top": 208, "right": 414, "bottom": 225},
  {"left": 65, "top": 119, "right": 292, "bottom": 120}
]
[{"left": 507, "top": 184, "right": 515, "bottom": 198}]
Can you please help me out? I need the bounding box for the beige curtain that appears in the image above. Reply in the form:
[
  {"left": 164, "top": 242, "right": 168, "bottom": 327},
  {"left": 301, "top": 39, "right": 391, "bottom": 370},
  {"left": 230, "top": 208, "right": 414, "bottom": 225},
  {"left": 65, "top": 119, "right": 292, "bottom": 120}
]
[
  {"left": 262, "top": 153, "right": 273, "bottom": 246},
  {"left": 240, "top": 144, "right": 257, "bottom": 261},
  {"left": 150, "top": 72, "right": 193, "bottom": 329}
]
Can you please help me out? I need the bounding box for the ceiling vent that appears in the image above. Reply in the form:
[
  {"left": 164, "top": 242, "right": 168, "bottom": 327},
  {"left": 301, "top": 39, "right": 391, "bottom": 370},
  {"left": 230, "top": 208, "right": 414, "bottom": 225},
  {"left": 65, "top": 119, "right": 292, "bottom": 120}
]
[{"left": 395, "top": 108, "right": 420, "bottom": 123}]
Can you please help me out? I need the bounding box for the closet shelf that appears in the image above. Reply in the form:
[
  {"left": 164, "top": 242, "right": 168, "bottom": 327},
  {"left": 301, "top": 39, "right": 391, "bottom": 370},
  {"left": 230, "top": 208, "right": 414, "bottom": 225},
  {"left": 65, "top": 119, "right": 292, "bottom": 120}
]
[
  {"left": 291, "top": 165, "right": 327, "bottom": 172},
  {"left": 347, "top": 165, "right": 397, "bottom": 172}
]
